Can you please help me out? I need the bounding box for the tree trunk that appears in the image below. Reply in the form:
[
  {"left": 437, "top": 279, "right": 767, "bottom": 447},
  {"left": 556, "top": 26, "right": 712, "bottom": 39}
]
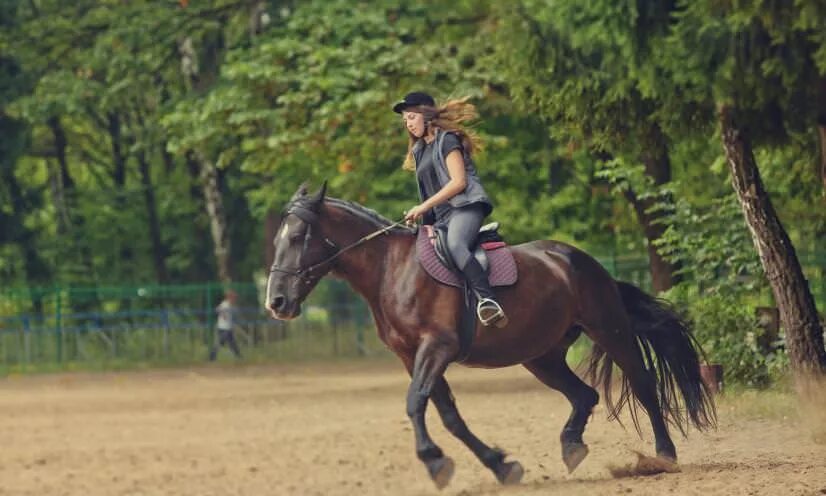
[
  {"left": 249, "top": 0, "right": 267, "bottom": 37},
  {"left": 818, "top": 125, "right": 826, "bottom": 192},
  {"left": 161, "top": 142, "right": 176, "bottom": 176},
  {"left": 137, "top": 150, "right": 170, "bottom": 284},
  {"left": 47, "top": 116, "right": 72, "bottom": 234},
  {"left": 817, "top": 77, "right": 826, "bottom": 192},
  {"left": 629, "top": 123, "right": 679, "bottom": 293},
  {"left": 6, "top": 174, "right": 48, "bottom": 315},
  {"left": 47, "top": 115, "right": 100, "bottom": 309},
  {"left": 178, "top": 26, "right": 233, "bottom": 284},
  {"left": 192, "top": 150, "right": 233, "bottom": 284},
  {"left": 719, "top": 105, "right": 826, "bottom": 376},
  {"left": 623, "top": 189, "right": 677, "bottom": 293},
  {"left": 48, "top": 116, "right": 73, "bottom": 189},
  {"left": 0, "top": 115, "right": 47, "bottom": 314},
  {"left": 108, "top": 112, "right": 127, "bottom": 188},
  {"left": 183, "top": 154, "right": 216, "bottom": 283},
  {"left": 106, "top": 111, "right": 136, "bottom": 282}
]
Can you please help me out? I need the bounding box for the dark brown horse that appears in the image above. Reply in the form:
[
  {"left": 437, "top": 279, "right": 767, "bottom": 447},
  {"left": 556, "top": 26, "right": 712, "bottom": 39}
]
[{"left": 266, "top": 183, "right": 715, "bottom": 489}]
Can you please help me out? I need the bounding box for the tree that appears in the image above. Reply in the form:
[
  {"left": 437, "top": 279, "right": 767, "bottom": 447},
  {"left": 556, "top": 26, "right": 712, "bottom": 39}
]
[
  {"left": 0, "top": 0, "right": 252, "bottom": 291},
  {"left": 0, "top": 55, "right": 50, "bottom": 312},
  {"left": 490, "top": 0, "right": 682, "bottom": 291},
  {"left": 652, "top": 0, "right": 826, "bottom": 375}
]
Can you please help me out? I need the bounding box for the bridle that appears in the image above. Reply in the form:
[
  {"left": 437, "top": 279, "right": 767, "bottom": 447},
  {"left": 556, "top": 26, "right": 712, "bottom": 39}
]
[{"left": 269, "top": 201, "right": 407, "bottom": 285}]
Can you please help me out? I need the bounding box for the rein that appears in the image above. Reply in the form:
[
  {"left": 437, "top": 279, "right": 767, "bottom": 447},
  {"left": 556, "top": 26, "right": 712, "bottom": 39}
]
[{"left": 269, "top": 205, "right": 408, "bottom": 284}]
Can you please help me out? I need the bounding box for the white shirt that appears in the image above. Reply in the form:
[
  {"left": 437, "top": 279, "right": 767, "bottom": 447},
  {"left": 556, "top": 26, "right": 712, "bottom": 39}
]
[{"left": 216, "top": 300, "right": 236, "bottom": 330}]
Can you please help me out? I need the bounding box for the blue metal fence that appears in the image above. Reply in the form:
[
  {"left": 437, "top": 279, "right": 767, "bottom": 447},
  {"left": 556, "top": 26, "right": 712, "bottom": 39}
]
[
  {"left": 0, "top": 280, "right": 379, "bottom": 372},
  {"left": 1, "top": 250, "right": 824, "bottom": 373}
]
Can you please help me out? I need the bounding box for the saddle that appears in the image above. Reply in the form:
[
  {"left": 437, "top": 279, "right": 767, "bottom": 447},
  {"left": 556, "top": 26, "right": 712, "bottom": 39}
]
[
  {"left": 416, "top": 222, "right": 518, "bottom": 289},
  {"left": 432, "top": 222, "right": 501, "bottom": 271},
  {"left": 415, "top": 222, "right": 517, "bottom": 363}
]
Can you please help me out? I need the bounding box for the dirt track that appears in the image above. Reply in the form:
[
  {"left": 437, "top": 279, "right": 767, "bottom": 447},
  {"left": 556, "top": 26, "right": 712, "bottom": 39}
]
[{"left": 1, "top": 360, "right": 825, "bottom": 496}]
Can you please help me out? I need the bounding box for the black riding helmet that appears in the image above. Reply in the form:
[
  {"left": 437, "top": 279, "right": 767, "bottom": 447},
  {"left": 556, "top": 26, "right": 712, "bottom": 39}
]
[{"left": 392, "top": 91, "right": 436, "bottom": 113}]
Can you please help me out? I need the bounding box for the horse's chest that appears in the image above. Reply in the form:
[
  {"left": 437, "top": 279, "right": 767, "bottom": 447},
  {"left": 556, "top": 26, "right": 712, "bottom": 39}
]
[
  {"left": 377, "top": 315, "right": 418, "bottom": 354},
  {"left": 383, "top": 329, "right": 409, "bottom": 353}
]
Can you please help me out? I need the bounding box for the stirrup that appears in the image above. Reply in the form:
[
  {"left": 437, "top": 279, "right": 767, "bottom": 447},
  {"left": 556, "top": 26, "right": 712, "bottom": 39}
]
[{"left": 477, "top": 298, "right": 508, "bottom": 328}]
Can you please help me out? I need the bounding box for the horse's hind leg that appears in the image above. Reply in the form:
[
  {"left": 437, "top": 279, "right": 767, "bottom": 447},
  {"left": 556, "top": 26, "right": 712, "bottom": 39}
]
[
  {"left": 579, "top": 301, "right": 678, "bottom": 461},
  {"left": 430, "top": 377, "right": 523, "bottom": 485},
  {"left": 599, "top": 333, "right": 677, "bottom": 460},
  {"left": 524, "top": 346, "right": 599, "bottom": 473}
]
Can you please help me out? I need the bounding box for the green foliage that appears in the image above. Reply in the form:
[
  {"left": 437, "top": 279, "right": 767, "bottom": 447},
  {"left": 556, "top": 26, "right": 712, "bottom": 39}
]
[
  {"left": 1, "top": 0, "right": 826, "bottom": 380},
  {"left": 654, "top": 193, "right": 791, "bottom": 386},
  {"left": 666, "top": 288, "right": 787, "bottom": 387},
  {"left": 656, "top": 195, "right": 764, "bottom": 295},
  {"left": 651, "top": 0, "right": 826, "bottom": 143}
]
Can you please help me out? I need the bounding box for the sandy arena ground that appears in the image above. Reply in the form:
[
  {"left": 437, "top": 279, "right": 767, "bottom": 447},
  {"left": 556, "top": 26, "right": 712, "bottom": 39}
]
[{"left": 1, "top": 359, "right": 825, "bottom": 496}]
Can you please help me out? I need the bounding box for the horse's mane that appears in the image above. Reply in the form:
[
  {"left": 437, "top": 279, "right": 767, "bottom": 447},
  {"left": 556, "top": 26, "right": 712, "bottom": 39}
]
[
  {"left": 288, "top": 195, "right": 409, "bottom": 234},
  {"left": 324, "top": 198, "right": 410, "bottom": 234}
]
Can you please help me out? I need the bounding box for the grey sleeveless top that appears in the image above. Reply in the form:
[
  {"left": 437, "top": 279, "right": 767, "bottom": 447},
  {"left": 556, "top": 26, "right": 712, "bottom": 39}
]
[{"left": 412, "top": 129, "right": 493, "bottom": 223}]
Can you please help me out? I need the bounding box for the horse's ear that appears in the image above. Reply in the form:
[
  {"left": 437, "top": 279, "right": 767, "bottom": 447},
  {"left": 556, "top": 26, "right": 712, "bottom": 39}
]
[
  {"left": 312, "top": 180, "right": 328, "bottom": 204},
  {"left": 290, "top": 182, "right": 309, "bottom": 201}
]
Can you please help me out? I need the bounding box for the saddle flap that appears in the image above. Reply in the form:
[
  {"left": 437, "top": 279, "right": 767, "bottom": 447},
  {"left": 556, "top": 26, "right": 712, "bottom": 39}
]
[
  {"left": 432, "top": 226, "right": 458, "bottom": 272},
  {"left": 416, "top": 228, "right": 517, "bottom": 290}
]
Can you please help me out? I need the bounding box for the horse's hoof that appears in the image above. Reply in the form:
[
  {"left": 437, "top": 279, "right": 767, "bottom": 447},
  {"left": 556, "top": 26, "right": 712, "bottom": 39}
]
[
  {"left": 631, "top": 450, "right": 680, "bottom": 475},
  {"left": 495, "top": 460, "right": 524, "bottom": 485},
  {"left": 656, "top": 452, "right": 678, "bottom": 465},
  {"left": 655, "top": 442, "right": 677, "bottom": 464},
  {"left": 562, "top": 442, "right": 589, "bottom": 473},
  {"left": 426, "top": 456, "right": 455, "bottom": 490}
]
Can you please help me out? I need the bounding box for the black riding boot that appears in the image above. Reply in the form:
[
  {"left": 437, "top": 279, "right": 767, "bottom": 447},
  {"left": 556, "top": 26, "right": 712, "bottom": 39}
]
[{"left": 461, "top": 257, "right": 508, "bottom": 328}]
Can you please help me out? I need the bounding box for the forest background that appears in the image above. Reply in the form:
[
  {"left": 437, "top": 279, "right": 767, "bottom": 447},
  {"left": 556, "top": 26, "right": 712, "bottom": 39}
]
[{"left": 1, "top": 0, "right": 825, "bottom": 384}]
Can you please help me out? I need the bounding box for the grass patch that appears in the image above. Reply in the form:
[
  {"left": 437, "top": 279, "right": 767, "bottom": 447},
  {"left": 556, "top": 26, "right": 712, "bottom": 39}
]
[
  {"left": 714, "top": 385, "right": 797, "bottom": 421},
  {"left": 0, "top": 323, "right": 391, "bottom": 377}
]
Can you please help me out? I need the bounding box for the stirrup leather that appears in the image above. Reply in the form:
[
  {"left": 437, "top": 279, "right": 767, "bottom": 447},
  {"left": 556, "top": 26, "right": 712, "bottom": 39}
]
[{"left": 477, "top": 298, "right": 508, "bottom": 328}]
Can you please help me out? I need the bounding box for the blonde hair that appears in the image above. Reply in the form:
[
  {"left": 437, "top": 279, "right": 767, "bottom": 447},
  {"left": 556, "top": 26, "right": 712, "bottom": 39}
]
[{"left": 401, "top": 96, "right": 484, "bottom": 172}]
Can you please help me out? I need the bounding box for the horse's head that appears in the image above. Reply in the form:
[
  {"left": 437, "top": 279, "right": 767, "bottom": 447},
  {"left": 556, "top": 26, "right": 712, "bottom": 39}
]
[{"left": 266, "top": 181, "right": 335, "bottom": 320}]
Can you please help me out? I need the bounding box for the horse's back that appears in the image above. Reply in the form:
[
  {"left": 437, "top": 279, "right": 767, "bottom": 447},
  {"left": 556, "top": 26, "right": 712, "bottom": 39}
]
[
  {"left": 509, "top": 239, "right": 623, "bottom": 323},
  {"left": 510, "top": 239, "right": 615, "bottom": 285}
]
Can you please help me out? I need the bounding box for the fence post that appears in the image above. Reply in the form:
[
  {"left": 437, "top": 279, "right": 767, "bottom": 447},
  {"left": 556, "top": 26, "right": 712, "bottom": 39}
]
[
  {"left": 162, "top": 307, "right": 170, "bottom": 359},
  {"left": 356, "top": 313, "right": 365, "bottom": 357},
  {"left": 22, "top": 315, "right": 31, "bottom": 368},
  {"left": 206, "top": 283, "right": 214, "bottom": 351},
  {"left": 333, "top": 307, "right": 339, "bottom": 356},
  {"left": 55, "top": 286, "right": 63, "bottom": 364}
]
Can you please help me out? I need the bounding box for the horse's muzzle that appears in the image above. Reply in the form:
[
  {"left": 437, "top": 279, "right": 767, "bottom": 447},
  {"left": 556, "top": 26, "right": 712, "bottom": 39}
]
[
  {"left": 269, "top": 295, "right": 286, "bottom": 313},
  {"left": 269, "top": 295, "right": 301, "bottom": 320}
]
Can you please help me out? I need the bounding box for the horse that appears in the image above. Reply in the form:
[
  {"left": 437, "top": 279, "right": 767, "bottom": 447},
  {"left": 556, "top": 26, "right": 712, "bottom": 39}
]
[{"left": 266, "top": 182, "right": 715, "bottom": 489}]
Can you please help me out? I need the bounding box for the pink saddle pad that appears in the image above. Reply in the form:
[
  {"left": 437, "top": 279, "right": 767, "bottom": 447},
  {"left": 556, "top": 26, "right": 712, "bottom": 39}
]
[{"left": 415, "top": 228, "right": 518, "bottom": 289}]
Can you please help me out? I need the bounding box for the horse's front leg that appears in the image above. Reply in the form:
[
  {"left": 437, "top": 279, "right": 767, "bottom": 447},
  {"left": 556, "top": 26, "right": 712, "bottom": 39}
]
[
  {"left": 430, "top": 377, "right": 524, "bottom": 485},
  {"left": 405, "top": 334, "right": 458, "bottom": 489}
]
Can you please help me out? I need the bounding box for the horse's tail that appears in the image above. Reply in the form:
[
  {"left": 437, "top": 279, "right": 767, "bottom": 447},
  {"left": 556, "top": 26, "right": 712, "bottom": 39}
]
[{"left": 586, "top": 281, "right": 716, "bottom": 435}]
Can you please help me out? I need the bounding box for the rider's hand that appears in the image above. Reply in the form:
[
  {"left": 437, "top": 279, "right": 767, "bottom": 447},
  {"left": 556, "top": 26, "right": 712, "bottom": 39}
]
[{"left": 404, "top": 204, "right": 427, "bottom": 225}]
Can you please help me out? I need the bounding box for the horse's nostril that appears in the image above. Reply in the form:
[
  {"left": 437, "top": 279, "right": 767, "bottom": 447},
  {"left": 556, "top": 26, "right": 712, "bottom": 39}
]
[{"left": 269, "top": 296, "right": 286, "bottom": 312}]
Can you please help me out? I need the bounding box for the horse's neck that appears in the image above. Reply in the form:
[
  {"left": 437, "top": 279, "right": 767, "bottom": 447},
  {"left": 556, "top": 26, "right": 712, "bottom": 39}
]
[{"left": 329, "top": 228, "right": 414, "bottom": 302}]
